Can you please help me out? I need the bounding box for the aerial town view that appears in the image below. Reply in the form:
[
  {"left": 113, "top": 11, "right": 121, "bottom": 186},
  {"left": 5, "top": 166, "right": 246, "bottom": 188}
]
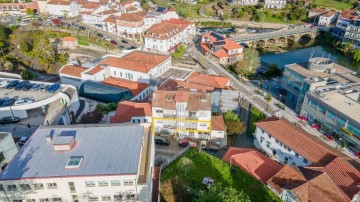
[{"left": 0, "top": 0, "right": 359, "bottom": 201}]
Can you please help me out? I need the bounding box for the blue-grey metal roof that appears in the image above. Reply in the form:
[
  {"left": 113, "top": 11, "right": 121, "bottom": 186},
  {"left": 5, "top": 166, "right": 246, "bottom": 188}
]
[{"left": 0, "top": 124, "right": 144, "bottom": 180}]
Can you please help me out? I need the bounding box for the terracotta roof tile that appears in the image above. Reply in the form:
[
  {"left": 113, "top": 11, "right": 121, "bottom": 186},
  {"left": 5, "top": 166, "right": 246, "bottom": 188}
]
[
  {"left": 152, "top": 90, "right": 211, "bottom": 111},
  {"left": 187, "top": 72, "right": 230, "bottom": 89},
  {"left": 223, "top": 39, "right": 243, "bottom": 50},
  {"left": 323, "top": 11, "right": 337, "bottom": 17},
  {"left": 223, "top": 147, "right": 283, "bottom": 183},
  {"left": 81, "top": 2, "right": 101, "bottom": 9},
  {"left": 104, "top": 15, "right": 120, "bottom": 23},
  {"left": 59, "top": 65, "right": 87, "bottom": 78},
  {"left": 110, "top": 101, "right": 151, "bottom": 123},
  {"left": 47, "top": 0, "right": 71, "bottom": 5},
  {"left": 62, "top": 36, "right": 77, "bottom": 42},
  {"left": 255, "top": 117, "right": 338, "bottom": 165},
  {"left": 102, "top": 76, "right": 149, "bottom": 96},
  {"left": 267, "top": 165, "right": 307, "bottom": 193},
  {"left": 97, "top": 51, "right": 169, "bottom": 73},
  {"left": 159, "top": 79, "right": 215, "bottom": 92},
  {"left": 211, "top": 115, "right": 226, "bottom": 131},
  {"left": 84, "top": 65, "right": 104, "bottom": 75},
  {"left": 144, "top": 21, "right": 189, "bottom": 40},
  {"left": 118, "top": 12, "right": 145, "bottom": 22},
  {"left": 340, "top": 10, "right": 360, "bottom": 20}
]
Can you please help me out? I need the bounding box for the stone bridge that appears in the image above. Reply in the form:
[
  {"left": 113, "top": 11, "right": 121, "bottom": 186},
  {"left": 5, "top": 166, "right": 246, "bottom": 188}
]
[{"left": 232, "top": 27, "right": 319, "bottom": 48}]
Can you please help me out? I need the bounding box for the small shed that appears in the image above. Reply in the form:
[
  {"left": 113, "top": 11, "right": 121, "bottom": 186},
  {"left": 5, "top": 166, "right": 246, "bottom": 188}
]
[{"left": 62, "top": 36, "right": 78, "bottom": 49}]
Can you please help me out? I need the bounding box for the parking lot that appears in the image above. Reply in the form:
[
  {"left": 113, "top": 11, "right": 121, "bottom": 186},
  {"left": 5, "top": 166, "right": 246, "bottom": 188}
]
[{"left": 155, "top": 138, "right": 184, "bottom": 165}]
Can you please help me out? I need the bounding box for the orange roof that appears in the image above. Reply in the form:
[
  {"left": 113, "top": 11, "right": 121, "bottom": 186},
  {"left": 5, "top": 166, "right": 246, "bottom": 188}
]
[
  {"left": 202, "top": 31, "right": 243, "bottom": 59},
  {"left": 310, "top": 8, "right": 327, "bottom": 13},
  {"left": 104, "top": 15, "right": 120, "bottom": 23},
  {"left": 267, "top": 165, "right": 307, "bottom": 193},
  {"left": 202, "top": 31, "right": 225, "bottom": 43},
  {"left": 81, "top": 2, "right": 101, "bottom": 9},
  {"left": 102, "top": 76, "right": 149, "bottom": 97},
  {"left": 47, "top": 0, "right": 71, "bottom": 5},
  {"left": 144, "top": 20, "right": 191, "bottom": 40},
  {"left": 110, "top": 101, "right": 151, "bottom": 123},
  {"left": 59, "top": 65, "right": 87, "bottom": 78},
  {"left": 340, "top": 10, "right": 360, "bottom": 20},
  {"left": 211, "top": 115, "right": 226, "bottom": 131},
  {"left": 222, "top": 147, "right": 283, "bottom": 183},
  {"left": 322, "top": 11, "right": 337, "bottom": 17},
  {"left": 223, "top": 39, "right": 243, "bottom": 50},
  {"left": 173, "top": 91, "right": 189, "bottom": 102},
  {"left": 118, "top": 12, "right": 144, "bottom": 22},
  {"left": 213, "top": 48, "right": 229, "bottom": 58},
  {"left": 306, "top": 157, "right": 360, "bottom": 200},
  {"left": 85, "top": 65, "right": 104, "bottom": 75},
  {"left": 98, "top": 51, "right": 169, "bottom": 73},
  {"left": 187, "top": 72, "right": 230, "bottom": 89},
  {"left": 62, "top": 36, "right": 77, "bottom": 42},
  {"left": 255, "top": 117, "right": 338, "bottom": 166},
  {"left": 159, "top": 79, "right": 215, "bottom": 92}
]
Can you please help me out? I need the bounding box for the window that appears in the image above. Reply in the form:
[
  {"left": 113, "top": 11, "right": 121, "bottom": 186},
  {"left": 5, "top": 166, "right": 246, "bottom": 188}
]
[
  {"left": 7, "top": 184, "right": 17, "bottom": 191},
  {"left": 13, "top": 200, "right": 22, "bottom": 202},
  {"left": 101, "top": 196, "right": 111, "bottom": 201},
  {"left": 303, "top": 159, "right": 308, "bottom": 164},
  {"left": 114, "top": 195, "right": 123, "bottom": 200},
  {"left": 156, "top": 110, "right": 163, "bottom": 113},
  {"left": 52, "top": 198, "right": 61, "bottom": 202},
  {"left": 123, "top": 180, "right": 134, "bottom": 186},
  {"left": 68, "top": 182, "right": 76, "bottom": 192},
  {"left": 47, "top": 183, "right": 57, "bottom": 189},
  {"left": 20, "top": 184, "right": 31, "bottom": 190},
  {"left": 120, "top": 72, "right": 123, "bottom": 77},
  {"left": 275, "top": 139, "right": 279, "bottom": 144},
  {"left": 111, "top": 180, "right": 121, "bottom": 186},
  {"left": 88, "top": 196, "right": 99, "bottom": 201},
  {"left": 27, "top": 200, "right": 36, "bottom": 202},
  {"left": 260, "top": 137, "right": 264, "bottom": 143},
  {"left": 66, "top": 156, "right": 84, "bottom": 168},
  {"left": 113, "top": 71, "right": 116, "bottom": 76},
  {"left": 39, "top": 199, "right": 49, "bottom": 202},
  {"left": 295, "top": 153, "right": 299, "bottom": 158},
  {"left": 98, "top": 181, "right": 108, "bottom": 186},
  {"left": 34, "top": 183, "right": 44, "bottom": 189},
  {"left": 327, "top": 111, "right": 336, "bottom": 121},
  {"left": 85, "top": 181, "right": 96, "bottom": 187},
  {"left": 268, "top": 134, "right": 271, "bottom": 139}
]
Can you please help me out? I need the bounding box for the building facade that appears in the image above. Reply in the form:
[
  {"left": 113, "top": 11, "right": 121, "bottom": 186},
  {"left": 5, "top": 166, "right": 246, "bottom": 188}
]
[
  {"left": 46, "top": 0, "right": 80, "bottom": 17},
  {"left": 0, "top": 123, "right": 154, "bottom": 202},
  {"left": 343, "top": 20, "right": 360, "bottom": 49},
  {"left": 264, "top": 0, "right": 286, "bottom": 9},
  {"left": 318, "top": 11, "right": 338, "bottom": 26}
]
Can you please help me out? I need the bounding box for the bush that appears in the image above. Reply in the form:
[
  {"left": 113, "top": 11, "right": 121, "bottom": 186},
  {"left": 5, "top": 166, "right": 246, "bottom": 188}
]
[
  {"left": 79, "top": 111, "right": 104, "bottom": 124},
  {"left": 21, "top": 69, "right": 35, "bottom": 80},
  {"left": 172, "top": 45, "right": 185, "bottom": 59},
  {"left": 96, "top": 102, "right": 118, "bottom": 114}
]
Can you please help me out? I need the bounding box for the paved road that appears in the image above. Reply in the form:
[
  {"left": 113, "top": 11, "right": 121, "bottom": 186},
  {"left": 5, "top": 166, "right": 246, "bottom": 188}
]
[{"left": 189, "top": 42, "right": 357, "bottom": 160}]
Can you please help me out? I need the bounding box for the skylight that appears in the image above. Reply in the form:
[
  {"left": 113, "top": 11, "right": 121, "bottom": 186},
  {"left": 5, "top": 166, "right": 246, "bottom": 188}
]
[{"left": 65, "top": 156, "right": 84, "bottom": 169}]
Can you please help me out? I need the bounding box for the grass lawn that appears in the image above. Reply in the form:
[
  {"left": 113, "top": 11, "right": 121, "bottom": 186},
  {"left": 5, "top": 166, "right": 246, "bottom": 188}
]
[
  {"left": 161, "top": 149, "right": 281, "bottom": 202},
  {"left": 155, "top": 0, "right": 211, "bottom": 18},
  {"left": 248, "top": 106, "right": 266, "bottom": 135},
  {"left": 314, "top": 0, "right": 355, "bottom": 10}
]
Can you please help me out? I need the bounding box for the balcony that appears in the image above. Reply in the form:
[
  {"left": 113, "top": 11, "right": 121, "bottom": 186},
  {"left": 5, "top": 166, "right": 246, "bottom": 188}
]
[
  {"left": 163, "top": 114, "right": 176, "bottom": 118},
  {"left": 186, "top": 116, "right": 199, "bottom": 120}
]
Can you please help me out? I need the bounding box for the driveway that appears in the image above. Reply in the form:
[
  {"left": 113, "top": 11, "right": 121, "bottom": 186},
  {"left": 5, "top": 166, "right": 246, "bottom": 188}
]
[{"left": 155, "top": 138, "right": 184, "bottom": 165}]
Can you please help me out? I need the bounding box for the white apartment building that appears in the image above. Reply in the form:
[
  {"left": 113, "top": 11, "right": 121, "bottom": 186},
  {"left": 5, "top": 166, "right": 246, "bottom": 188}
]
[
  {"left": 253, "top": 117, "right": 338, "bottom": 167},
  {"left": 116, "top": 12, "right": 146, "bottom": 39},
  {"left": 0, "top": 123, "right": 154, "bottom": 202},
  {"left": 0, "top": 132, "right": 17, "bottom": 172},
  {"left": 46, "top": 0, "right": 80, "bottom": 17},
  {"left": 318, "top": 11, "right": 338, "bottom": 26},
  {"left": 144, "top": 19, "right": 195, "bottom": 54},
  {"left": 152, "top": 90, "right": 226, "bottom": 142},
  {"left": 264, "top": 0, "right": 286, "bottom": 9}
]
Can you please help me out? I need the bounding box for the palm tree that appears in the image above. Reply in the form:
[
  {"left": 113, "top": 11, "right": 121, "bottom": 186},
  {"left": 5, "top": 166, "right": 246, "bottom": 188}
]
[{"left": 265, "top": 93, "right": 272, "bottom": 113}]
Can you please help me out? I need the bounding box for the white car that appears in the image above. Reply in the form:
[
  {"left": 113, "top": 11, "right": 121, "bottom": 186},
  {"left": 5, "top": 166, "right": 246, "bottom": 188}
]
[
  {"left": 103, "top": 36, "right": 111, "bottom": 41},
  {"left": 0, "top": 80, "right": 8, "bottom": 87},
  {"left": 15, "top": 98, "right": 34, "bottom": 105}
]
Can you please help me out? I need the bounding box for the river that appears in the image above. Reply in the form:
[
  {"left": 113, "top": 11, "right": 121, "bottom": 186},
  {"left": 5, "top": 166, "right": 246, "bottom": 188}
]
[{"left": 260, "top": 45, "right": 360, "bottom": 72}]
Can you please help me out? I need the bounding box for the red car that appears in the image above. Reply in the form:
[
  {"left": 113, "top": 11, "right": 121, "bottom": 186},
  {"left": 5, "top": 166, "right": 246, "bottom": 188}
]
[
  {"left": 110, "top": 40, "right": 117, "bottom": 45},
  {"left": 178, "top": 139, "right": 190, "bottom": 147}
]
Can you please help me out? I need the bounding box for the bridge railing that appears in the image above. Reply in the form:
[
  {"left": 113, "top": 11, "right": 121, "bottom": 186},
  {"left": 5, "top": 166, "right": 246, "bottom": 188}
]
[{"left": 233, "top": 28, "right": 317, "bottom": 42}]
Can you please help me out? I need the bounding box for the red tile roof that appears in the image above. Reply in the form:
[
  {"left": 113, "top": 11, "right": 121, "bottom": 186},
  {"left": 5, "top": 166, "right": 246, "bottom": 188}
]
[
  {"left": 340, "top": 10, "right": 360, "bottom": 20},
  {"left": 98, "top": 51, "right": 169, "bottom": 73},
  {"left": 110, "top": 101, "right": 151, "bottom": 123},
  {"left": 85, "top": 65, "right": 104, "bottom": 75},
  {"left": 59, "top": 65, "right": 87, "bottom": 78},
  {"left": 211, "top": 115, "right": 226, "bottom": 131},
  {"left": 187, "top": 72, "right": 230, "bottom": 89},
  {"left": 62, "top": 36, "right": 77, "bottom": 42},
  {"left": 47, "top": 0, "right": 71, "bottom": 5},
  {"left": 323, "top": 11, "right": 337, "bottom": 17},
  {"left": 267, "top": 165, "right": 307, "bottom": 193},
  {"left": 144, "top": 19, "right": 192, "bottom": 40},
  {"left": 223, "top": 39, "right": 243, "bottom": 50},
  {"left": 306, "top": 157, "right": 360, "bottom": 200},
  {"left": 201, "top": 32, "right": 243, "bottom": 59},
  {"left": 102, "top": 76, "right": 149, "bottom": 96},
  {"left": 104, "top": 15, "right": 120, "bottom": 23},
  {"left": 159, "top": 79, "right": 215, "bottom": 92},
  {"left": 255, "top": 117, "right": 338, "bottom": 165},
  {"left": 118, "top": 12, "right": 145, "bottom": 22},
  {"left": 223, "top": 147, "right": 283, "bottom": 183}
]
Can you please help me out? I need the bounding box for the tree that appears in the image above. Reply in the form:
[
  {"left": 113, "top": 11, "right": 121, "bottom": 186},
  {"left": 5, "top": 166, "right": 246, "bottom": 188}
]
[
  {"left": 179, "top": 157, "right": 194, "bottom": 175},
  {"left": 224, "top": 110, "right": 240, "bottom": 122},
  {"left": 225, "top": 121, "right": 246, "bottom": 137},
  {"left": 195, "top": 184, "right": 250, "bottom": 202},
  {"left": 235, "top": 48, "right": 260, "bottom": 77},
  {"left": 26, "top": 8, "right": 35, "bottom": 16},
  {"left": 265, "top": 64, "right": 282, "bottom": 77},
  {"left": 0, "top": 25, "right": 7, "bottom": 42},
  {"left": 0, "top": 41, "right": 5, "bottom": 62},
  {"left": 79, "top": 111, "right": 104, "bottom": 124},
  {"left": 19, "top": 39, "right": 33, "bottom": 53},
  {"left": 252, "top": 11, "right": 266, "bottom": 22},
  {"left": 96, "top": 102, "right": 118, "bottom": 115},
  {"left": 265, "top": 93, "right": 272, "bottom": 113},
  {"left": 353, "top": 49, "right": 360, "bottom": 62},
  {"left": 21, "top": 69, "right": 35, "bottom": 80},
  {"left": 172, "top": 45, "right": 185, "bottom": 59},
  {"left": 161, "top": 177, "right": 192, "bottom": 202}
]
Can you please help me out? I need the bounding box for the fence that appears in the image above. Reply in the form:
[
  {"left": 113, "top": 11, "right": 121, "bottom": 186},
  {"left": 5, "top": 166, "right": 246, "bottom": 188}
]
[{"left": 160, "top": 145, "right": 191, "bottom": 170}]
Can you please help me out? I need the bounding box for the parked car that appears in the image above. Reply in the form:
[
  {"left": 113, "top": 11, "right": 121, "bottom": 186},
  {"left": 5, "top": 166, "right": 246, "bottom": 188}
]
[
  {"left": 96, "top": 33, "right": 103, "bottom": 38},
  {"left": 103, "top": 36, "right": 111, "bottom": 41},
  {"left": 1, "top": 98, "right": 16, "bottom": 107},
  {"left": 0, "top": 80, "right": 8, "bottom": 87},
  {"left": 0, "top": 116, "right": 20, "bottom": 124},
  {"left": 39, "top": 84, "right": 49, "bottom": 92},
  {"left": 21, "top": 83, "right": 33, "bottom": 91},
  {"left": 48, "top": 83, "right": 60, "bottom": 93},
  {"left": 5, "top": 80, "right": 19, "bottom": 89},
  {"left": 127, "top": 46, "right": 136, "bottom": 50},
  {"left": 15, "top": 98, "right": 34, "bottom": 105},
  {"left": 154, "top": 136, "right": 170, "bottom": 146},
  {"left": 178, "top": 139, "right": 191, "bottom": 147},
  {"left": 30, "top": 84, "right": 41, "bottom": 91},
  {"left": 15, "top": 81, "right": 30, "bottom": 91},
  {"left": 118, "top": 45, "right": 125, "bottom": 50},
  {"left": 121, "top": 39, "right": 128, "bottom": 44},
  {"left": 110, "top": 40, "right": 117, "bottom": 45},
  {"left": 0, "top": 99, "right": 5, "bottom": 106},
  {"left": 19, "top": 136, "right": 28, "bottom": 143}
]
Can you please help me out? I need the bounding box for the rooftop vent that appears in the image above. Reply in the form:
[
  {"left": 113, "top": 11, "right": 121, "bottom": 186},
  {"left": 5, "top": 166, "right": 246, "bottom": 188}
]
[
  {"left": 65, "top": 156, "right": 84, "bottom": 169},
  {"left": 53, "top": 136, "right": 76, "bottom": 151}
]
